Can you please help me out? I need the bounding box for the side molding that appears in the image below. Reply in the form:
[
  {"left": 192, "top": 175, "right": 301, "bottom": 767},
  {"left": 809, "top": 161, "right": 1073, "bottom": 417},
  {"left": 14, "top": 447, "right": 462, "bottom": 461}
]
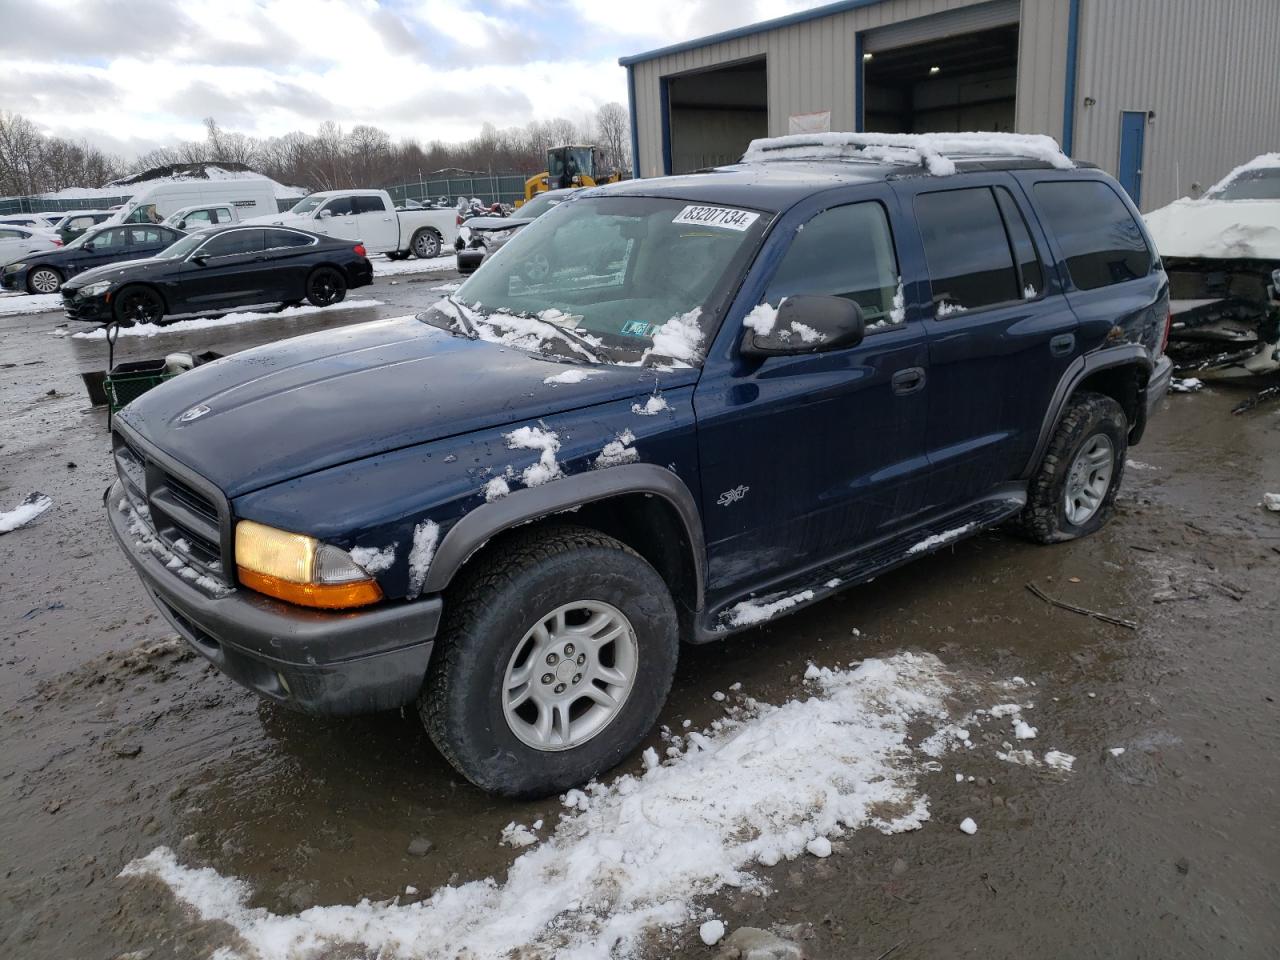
[
  {"left": 422, "top": 463, "right": 706, "bottom": 599},
  {"left": 1022, "top": 345, "right": 1151, "bottom": 480}
]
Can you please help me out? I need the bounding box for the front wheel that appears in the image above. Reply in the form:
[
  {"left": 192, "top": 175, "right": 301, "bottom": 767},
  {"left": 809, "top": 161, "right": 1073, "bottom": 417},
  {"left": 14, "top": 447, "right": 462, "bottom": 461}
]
[
  {"left": 27, "top": 266, "right": 62, "bottom": 295},
  {"left": 420, "top": 525, "right": 679, "bottom": 798},
  {"left": 305, "top": 267, "right": 347, "bottom": 307},
  {"left": 411, "top": 229, "right": 441, "bottom": 259},
  {"left": 113, "top": 285, "right": 165, "bottom": 326},
  {"left": 1018, "top": 391, "right": 1128, "bottom": 543}
]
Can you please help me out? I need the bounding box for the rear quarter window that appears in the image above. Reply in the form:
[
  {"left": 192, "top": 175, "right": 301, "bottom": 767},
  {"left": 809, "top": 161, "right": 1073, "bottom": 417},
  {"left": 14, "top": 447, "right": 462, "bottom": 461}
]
[{"left": 1033, "top": 180, "right": 1152, "bottom": 290}]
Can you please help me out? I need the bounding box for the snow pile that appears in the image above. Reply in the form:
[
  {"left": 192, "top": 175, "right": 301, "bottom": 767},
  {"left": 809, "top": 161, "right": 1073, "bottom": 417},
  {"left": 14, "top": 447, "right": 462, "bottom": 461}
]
[
  {"left": 71, "top": 300, "right": 385, "bottom": 339},
  {"left": 0, "top": 492, "right": 52, "bottom": 534},
  {"left": 505, "top": 425, "right": 562, "bottom": 486},
  {"left": 119, "top": 652, "right": 971, "bottom": 960},
  {"left": 742, "top": 132, "right": 1074, "bottom": 176},
  {"left": 0, "top": 293, "right": 63, "bottom": 317},
  {"left": 595, "top": 429, "right": 638, "bottom": 469},
  {"left": 483, "top": 476, "right": 511, "bottom": 501},
  {"left": 350, "top": 544, "right": 396, "bottom": 575},
  {"left": 499, "top": 821, "right": 540, "bottom": 849},
  {"left": 543, "top": 369, "right": 591, "bottom": 386},
  {"left": 373, "top": 255, "right": 457, "bottom": 278},
  {"left": 631, "top": 394, "right": 669, "bottom": 416},
  {"left": 699, "top": 919, "right": 726, "bottom": 945},
  {"left": 405, "top": 520, "right": 440, "bottom": 599},
  {"left": 725, "top": 589, "right": 815, "bottom": 628},
  {"left": 646, "top": 308, "right": 704, "bottom": 365},
  {"left": 743, "top": 302, "right": 779, "bottom": 336},
  {"left": 907, "top": 522, "right": 977, "bottom": 555}
]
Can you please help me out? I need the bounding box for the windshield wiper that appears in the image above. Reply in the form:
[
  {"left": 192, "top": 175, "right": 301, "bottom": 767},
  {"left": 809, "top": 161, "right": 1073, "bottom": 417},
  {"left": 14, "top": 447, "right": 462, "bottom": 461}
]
[
  {"left": 442, "top": 295, "right": 480, "bottom": 338},
  {"left": 539, "top": 319, "right": 607, "bottom": 364}
]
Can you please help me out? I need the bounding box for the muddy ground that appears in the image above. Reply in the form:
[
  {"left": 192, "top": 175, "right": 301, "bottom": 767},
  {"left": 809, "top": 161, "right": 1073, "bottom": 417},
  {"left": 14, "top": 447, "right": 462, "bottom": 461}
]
[{"left": 1, "top": 280, "right": 1277, "bottom": 960}]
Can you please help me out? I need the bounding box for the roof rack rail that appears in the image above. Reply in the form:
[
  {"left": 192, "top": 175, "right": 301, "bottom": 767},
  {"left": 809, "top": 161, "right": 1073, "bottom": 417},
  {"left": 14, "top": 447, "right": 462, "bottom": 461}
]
[{"left": 741, "top": 132, "right": 1074, "bottom": 176}]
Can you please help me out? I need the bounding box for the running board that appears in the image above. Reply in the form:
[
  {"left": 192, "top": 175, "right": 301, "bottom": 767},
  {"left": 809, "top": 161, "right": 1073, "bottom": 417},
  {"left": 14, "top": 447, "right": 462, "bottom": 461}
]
[{"left": 697, "top": 489, "right": 1026, "bottom": 640}]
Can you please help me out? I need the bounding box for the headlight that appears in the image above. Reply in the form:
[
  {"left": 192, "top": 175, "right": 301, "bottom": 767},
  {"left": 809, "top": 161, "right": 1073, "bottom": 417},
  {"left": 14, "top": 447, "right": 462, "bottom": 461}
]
[
  {"left": 81, "top": 280, "right": 112, "bottom": 297},
  {"left": 8, "top": 262, "right": 26, "bottom": 272},
  {"left": 234, "top": 519, "right": 383, "bottom": 609}
]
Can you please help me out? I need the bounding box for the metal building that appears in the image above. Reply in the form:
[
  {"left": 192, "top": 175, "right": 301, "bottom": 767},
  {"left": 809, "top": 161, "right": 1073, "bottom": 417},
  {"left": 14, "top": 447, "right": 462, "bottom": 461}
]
[{"left": 620, "top": 0, "right": 1280, "bottom": 210}]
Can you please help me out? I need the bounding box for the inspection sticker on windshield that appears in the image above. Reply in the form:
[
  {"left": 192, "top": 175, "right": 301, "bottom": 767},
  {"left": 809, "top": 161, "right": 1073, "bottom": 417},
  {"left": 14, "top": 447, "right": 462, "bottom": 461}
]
[{"left": 672, "top": 205, "right": 760, "bottom": 231}]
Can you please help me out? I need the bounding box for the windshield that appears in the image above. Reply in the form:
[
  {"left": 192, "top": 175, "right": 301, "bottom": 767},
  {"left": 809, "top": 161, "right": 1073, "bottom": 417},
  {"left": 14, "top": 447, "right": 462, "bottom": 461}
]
[
  {"left": 514, "top": 192, "right": 564, "bottom": 220},
  {"left": 289, "top": 195, "right": 326, "bottom": 215},
  {"left": 1208, "top": 167, "right": 1280, "bottom": 201},
  {"left": 155, "top": 232, "right": 207, "bottom": 259},
  {"left": 421, "top": 196, "right": 770, "bottom": 366}
]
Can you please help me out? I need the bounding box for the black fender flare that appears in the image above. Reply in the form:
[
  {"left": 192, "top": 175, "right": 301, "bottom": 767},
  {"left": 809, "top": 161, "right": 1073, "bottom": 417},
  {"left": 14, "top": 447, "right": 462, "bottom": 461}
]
[
  {"left": 421, "top": 463, "right": 707, "bottom": 603},
  {"left": 1021, "top": 344, "right": 1153, "bottom": 479}
]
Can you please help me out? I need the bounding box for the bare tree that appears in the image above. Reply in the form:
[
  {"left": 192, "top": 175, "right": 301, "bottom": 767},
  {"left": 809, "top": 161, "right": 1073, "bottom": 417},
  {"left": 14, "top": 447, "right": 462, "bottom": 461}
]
[{"left": 595, "top": 102, "right": 630, "bottom": 175}]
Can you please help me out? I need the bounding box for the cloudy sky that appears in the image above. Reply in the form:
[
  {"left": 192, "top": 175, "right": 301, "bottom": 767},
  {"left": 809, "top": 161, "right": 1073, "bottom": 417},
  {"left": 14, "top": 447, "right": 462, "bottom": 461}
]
[{"left": 0, "top": 0, "right": 828, "bottom": 157}]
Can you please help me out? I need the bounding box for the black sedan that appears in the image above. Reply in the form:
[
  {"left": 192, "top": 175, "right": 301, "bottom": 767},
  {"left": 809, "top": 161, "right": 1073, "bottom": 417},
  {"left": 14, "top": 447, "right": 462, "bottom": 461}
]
[
  {"left": 60, "top": 225, "right": 374, "bottom": 326},
  {"left": 2, "top": 223, "right": 186, "bottom": 294}
]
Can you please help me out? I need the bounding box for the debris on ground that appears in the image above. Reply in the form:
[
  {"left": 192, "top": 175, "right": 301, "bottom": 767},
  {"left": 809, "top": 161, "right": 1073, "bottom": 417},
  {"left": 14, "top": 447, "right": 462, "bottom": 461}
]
[
  {"left": 0, "top": 492, "right": 53, "bottom": 533},
  {"left": 959, "top": 818, "right": 978, "bottom": 835},
  {"left": 718, "top": 926, "right": 805, "bottom": 960},
  {"left": 1263, "top": 493, "right": 1280, "bottom": 512},
  {"left": 1170, "top": 378, "right": 1204, "bottom": 393}
]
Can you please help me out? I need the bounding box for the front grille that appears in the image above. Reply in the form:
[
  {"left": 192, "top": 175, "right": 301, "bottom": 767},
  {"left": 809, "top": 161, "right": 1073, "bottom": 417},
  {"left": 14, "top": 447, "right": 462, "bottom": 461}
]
[{"left": 113, "top": 429, "right": 230, "bottom": 586}]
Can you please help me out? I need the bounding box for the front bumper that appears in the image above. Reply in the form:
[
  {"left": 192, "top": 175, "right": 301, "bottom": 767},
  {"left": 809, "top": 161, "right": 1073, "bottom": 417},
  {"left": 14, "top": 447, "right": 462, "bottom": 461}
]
[
  {"left": 1, "top": 268, "right": 26, "bottom": 291},
  {"left": 62, "top": 289, "right": 112, "bottom": 322},
  {"left": 105, "top": 480, "right": 441, "bottom": 715}
]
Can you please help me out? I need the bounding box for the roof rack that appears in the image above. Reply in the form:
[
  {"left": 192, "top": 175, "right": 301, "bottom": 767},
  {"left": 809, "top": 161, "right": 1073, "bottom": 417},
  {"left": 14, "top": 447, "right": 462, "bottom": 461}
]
[{"left": 740, "top": 132, "right": 1074, "bottom": 176}]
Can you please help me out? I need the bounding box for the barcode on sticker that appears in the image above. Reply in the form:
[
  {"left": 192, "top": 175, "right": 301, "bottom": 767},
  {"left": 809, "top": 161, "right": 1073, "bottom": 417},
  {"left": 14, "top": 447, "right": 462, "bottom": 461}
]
[{"left": 672, "top": 205, "right": 760, "bottom": 231}]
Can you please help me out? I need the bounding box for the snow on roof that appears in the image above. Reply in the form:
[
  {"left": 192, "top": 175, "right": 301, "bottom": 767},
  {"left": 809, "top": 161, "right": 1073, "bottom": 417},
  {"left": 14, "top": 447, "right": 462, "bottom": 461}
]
[
  {"left": 1204, "top": 152, "right": 1280, "bottom": 197},
  {"left": 741, "top": 131, "right": 1074, "bottom": 176},
  {"left": 108, "top": 162, "right": 307, "bottom": 199}
]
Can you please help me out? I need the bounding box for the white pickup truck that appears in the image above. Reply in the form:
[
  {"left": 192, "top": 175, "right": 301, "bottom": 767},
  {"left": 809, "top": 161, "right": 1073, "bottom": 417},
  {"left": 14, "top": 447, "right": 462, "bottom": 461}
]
[{"left": 250, "top": 189, "right": 457, "bottom": 260}]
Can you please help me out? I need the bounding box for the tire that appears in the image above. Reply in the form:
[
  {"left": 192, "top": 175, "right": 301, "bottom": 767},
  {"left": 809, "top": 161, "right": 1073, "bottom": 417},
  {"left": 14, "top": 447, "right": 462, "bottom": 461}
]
[
  {"left": 420, "top": 524, "right": 680, "bottom": 798},
  {"left": 112, "top": 285, "right": 165, "bottom": 326},
  {"left": 411, "top": 229, "right": 441, "bottom": 259},
  {"left": 26, "top": 266, "right": 62, "bottom": 295},
  {"left": 1018, "top": 391, "right": 1128, "bottom": 544},
  {"left": 305, "top": 267, "right": 347, "bottom": 307}
]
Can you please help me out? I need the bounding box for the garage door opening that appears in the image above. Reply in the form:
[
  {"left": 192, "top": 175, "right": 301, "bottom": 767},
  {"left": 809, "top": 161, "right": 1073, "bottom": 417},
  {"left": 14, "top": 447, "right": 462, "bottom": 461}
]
[
  {"left": 665, "top": 58, "right": 767, "bottom": 175},
  {"left": 863, "top": 24, "right": 1018, "bottom": 133}
]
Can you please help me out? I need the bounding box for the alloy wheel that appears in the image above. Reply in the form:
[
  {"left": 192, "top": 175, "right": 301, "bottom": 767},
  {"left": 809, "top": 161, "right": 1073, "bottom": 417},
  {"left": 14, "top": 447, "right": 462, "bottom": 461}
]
[
  {"left": 1064, "top": 433, "right": 1114, "bottom": 525},
  {"left": 30, "top": 269, "right": 59, "bottom": 294}
]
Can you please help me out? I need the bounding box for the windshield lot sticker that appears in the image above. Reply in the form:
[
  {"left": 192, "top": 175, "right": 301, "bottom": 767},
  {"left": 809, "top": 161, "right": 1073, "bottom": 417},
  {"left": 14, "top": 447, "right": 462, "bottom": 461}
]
[
  {"left": 620, "top": 319, "right": 652, "bottom": 337},
  {"left": 673, "top": 205, "right": 760, "bottom": 232}
]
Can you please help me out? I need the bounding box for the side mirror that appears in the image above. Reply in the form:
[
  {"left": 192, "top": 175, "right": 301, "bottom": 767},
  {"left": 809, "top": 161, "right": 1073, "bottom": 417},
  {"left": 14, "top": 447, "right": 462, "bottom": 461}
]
[
  {"left": 190, "top": 254, "right": 208, "bottom": 266},
  {"left": 83, "top": 241, "right": 96, "bottom": 252},
  {"left": 176, "top": 219, "right": 187, "bottom": 230},
  {"left": 317, "top": 209, "right": 332, "bottom": 220},
  {"left": 740, "top": 295, "right": 866, "bottom": 357}
]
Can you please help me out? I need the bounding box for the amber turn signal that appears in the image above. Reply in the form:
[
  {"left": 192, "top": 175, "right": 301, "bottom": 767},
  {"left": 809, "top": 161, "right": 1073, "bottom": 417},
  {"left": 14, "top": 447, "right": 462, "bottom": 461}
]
[{"left": 237, "top": 567, "right": 383, "bottom": 609}]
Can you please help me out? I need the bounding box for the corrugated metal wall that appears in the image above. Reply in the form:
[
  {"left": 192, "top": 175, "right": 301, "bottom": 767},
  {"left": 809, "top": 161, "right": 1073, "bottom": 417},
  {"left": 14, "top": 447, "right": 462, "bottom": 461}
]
[
  {"left": 1072, "top": 0, "right": 1280, "bottom": 210},
  {"left": 630, "top": 0, "right": 1067, "bottom": 179}
]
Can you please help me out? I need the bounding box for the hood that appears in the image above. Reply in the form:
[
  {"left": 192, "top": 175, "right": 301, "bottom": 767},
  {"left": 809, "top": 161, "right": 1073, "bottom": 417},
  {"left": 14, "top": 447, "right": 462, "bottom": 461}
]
[
  {"left": 1144, "top": 198, "right": 1280, "bottom": 261},
  {"left": 118, "top": 316, "right": 696, "bottom": 498},
  {"left": 65, "top": 256, "right": 171, "bottom": 288},
  {"left": 463, "top": 216, "right": 532, "bottom": 232}
]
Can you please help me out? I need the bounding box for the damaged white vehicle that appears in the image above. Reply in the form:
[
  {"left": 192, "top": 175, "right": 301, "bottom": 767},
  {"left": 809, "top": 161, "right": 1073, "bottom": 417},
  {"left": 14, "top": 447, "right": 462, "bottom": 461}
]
[{"left": 1145, "top": 153, "right": 1280, "bottom": 379}]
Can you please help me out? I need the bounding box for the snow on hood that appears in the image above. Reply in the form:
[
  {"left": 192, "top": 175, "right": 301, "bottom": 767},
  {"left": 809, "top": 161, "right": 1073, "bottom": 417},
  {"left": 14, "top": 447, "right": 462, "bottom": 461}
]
[
  {"left": 1144, "top": 198, "right": 1280, "bottom": 260},
  {"left": 741, "top": 131, "right": 1073, "bottom": 175}
]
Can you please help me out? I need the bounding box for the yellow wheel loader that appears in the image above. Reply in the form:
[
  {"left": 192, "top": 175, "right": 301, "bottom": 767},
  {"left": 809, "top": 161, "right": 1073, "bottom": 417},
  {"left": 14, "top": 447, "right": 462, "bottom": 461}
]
[{"left": 519, "top": 145, "right": 623, "bottom": 206}]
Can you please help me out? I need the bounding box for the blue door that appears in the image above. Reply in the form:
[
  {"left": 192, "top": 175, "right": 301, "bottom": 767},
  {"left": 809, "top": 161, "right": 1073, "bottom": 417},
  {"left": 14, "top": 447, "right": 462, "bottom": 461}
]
[{"left": 1118, "top": 111, "right": 1147, "bottom": 205}]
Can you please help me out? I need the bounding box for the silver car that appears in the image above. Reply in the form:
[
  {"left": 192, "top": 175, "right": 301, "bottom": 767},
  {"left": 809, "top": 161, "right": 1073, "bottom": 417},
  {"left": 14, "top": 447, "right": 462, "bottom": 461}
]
[{"left": 455, "top": 189, "right": 576, "bottom": 274}]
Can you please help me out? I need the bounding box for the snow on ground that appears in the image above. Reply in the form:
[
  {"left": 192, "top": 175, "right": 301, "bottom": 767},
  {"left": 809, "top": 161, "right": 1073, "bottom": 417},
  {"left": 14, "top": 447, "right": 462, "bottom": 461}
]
[
  {"left": 725, "top": 589, "right": 815, "bottom": 628},
  {"left": 373, "top": 255, "right": 457, "bottom": 278},
  {"left": 0, "top": 293, "right": 62, "bottom": 317},
  {"left": 69, "top": 300, "right": 384, "bottom": 339},
  {"left": 907, "top": 522, "right": 978, "bottom": 555},
  {"left": 121, "top": 651, "right": 1014, "bottom": 960},
  {"left": 0, "top": 493, "right": 52, "bottom": 534}
]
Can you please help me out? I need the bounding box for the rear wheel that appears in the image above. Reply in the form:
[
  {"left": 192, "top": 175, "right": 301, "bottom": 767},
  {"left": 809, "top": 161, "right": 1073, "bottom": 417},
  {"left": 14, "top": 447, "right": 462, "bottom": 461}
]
[
  {"left": 411, "top": 229, "right": 441, "bottom": 259},
  {"left": 27, "top": 266, "right": 61, "bottom": 295},
  {"left": 1018, "top": 391, "right": 1128, "bottom": 543},
  {"left": 420, "top": 525, "right": 679, "bottom": 798},
  {"left": 305, "top": 267, "right": 347, "bottom": 307},
  {"left": 113, "top": 285, "right": 165, "bottom": 326}
]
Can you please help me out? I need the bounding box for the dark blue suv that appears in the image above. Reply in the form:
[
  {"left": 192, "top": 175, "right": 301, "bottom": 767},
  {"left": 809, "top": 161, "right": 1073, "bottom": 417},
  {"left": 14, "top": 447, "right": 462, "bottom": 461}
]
[{"left": 105, "top": 135, "right": 1172, "bottom": 797}]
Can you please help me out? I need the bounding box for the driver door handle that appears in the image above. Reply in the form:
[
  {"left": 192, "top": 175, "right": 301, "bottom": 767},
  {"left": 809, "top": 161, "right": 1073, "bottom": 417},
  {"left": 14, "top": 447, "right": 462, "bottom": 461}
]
[{"left": 891, "top": 366, "right": 926, "bottom": 396}]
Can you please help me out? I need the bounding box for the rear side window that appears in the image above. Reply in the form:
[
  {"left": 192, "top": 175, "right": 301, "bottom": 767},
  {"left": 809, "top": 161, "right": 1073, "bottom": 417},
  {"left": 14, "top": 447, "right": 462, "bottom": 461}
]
[
  {"left": 201, "top": 230, "right": 264, "bottom": 257},
  {"left": 127, "top": 227, "right": 168, "bottom": 245},
  {"left": 353, "top": 195, "right": 387, "bottom": 214},
  {"left": 915, "top": 187, "right": 1019, "bottom": 314},
  {"left": 0, "top": 228, "right": 23, "bottom": 239},
  {"left": 264, "top": 229, "right": 313, "bottom": 250},
  {"left": 1033, "top": 180, "right": 1152, "bottom": 290},
  {"left": 765, "top": 201, "right": 901, "bottom": 327},
  {"left": 994, "top": 187, "right": 1044, "bottom": 298}
]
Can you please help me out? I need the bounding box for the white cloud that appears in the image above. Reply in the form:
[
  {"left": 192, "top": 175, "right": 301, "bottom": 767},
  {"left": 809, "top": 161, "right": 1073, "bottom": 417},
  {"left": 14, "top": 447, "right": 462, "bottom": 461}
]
[{"left": 1, "top": 0, "right": 837, "bottom": 156}]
